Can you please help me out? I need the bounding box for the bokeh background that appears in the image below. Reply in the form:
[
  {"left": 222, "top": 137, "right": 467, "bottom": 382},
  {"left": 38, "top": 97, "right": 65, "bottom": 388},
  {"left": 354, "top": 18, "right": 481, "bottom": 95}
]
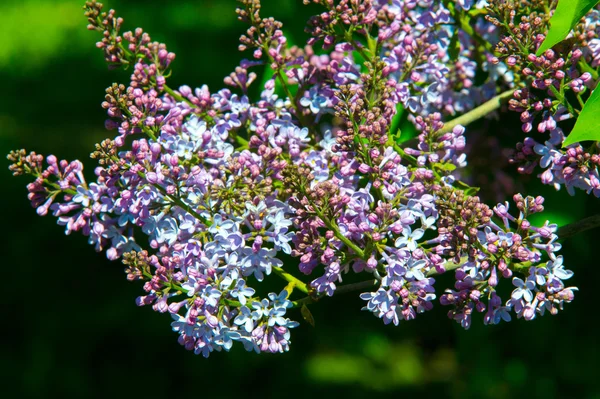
[{"left": 1, "top": 1, "right": 599, "bottom": 398}]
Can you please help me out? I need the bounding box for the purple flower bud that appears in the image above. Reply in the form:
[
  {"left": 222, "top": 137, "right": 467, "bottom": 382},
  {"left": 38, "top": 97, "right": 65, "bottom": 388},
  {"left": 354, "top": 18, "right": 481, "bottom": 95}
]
[
  {"left": 489, "top": 267, "right": 498, "bottom": 287},
  {"left": 150, "top": 142, "right": 161, "bottom": 156},
  {"left": 366, "top": 256, "right": 377, "bottom": 270},
  {"left": 476, "top": 301, "right": 486, "bottom": 313},
  {"left": 358, "top": 163, "right": 371, "bottom": 173},
  {"left": 581, "top": 72, "right": 592, "bottom": 82},
  {"left": 540, "top": 169, "right": 554, "bottom": 185},
  {"left": 523, "top": 305, "right": 536, "bottom": 320},
  {"left": 168, "top": 301, "right": 186, "bottom": 314}
]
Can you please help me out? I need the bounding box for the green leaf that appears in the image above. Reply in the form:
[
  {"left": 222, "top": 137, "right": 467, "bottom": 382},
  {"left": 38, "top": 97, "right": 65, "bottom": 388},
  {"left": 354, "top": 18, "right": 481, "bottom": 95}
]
[
  {"left": 562, "top": 86, "right": 600, "bottom": 146},
  {"left": 259, "top": 63, "right": 275, "bottom": 89},
  {"left": 397, "top": 118, "right": 418, "bottom": 144},
  {"left": 464, "top": 187, "right": 480, "bottom": 197},
  {"left": 448, "top": 30, "right": 461, "bottom": 61},
  {"left": 389, "top": 103, "right": 405, "bottom": 141},
  {"left": 301, "top": 304, "right": 315, "bottom": 327},
  {"left": 435, "top": 162, "right": 457, "bottom": 172},
  {"left": 537, "top": 0, "right": 600, "bottom": 56},
  {"left": 353, "top": 49, "right": 367, "bottom": 73}
]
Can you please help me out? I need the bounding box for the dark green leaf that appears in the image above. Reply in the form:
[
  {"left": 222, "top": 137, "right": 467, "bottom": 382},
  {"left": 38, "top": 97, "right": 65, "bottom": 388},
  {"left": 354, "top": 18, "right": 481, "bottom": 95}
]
[
  {"left": 353, "top": 49, "right": 367, "bottom": 73},
  {"left": 537, "top": 0, "right": 600, "bottom": 55},
  {"left": 301, "top": 304, "right": 315, "bottom": 327},
  {"left": 448, "top": 29, "right": 461, "bottom": 60},
  {"left": 435, "top": 162, "right": 457, "bottom": 172},
  {"left": 389, "top": 103, "right": 405, "bottom": 141},
  {"left": 563, "top": 86, "right": 600, "bottom": 146},
  {"left": 397, "top": 118, "right": 418, "bottom": 144},
  {"left": 464, "top": 187, "right": 480, "bottom": 197},
  {"left": 259, "top": 63, "right": 275, "bottom": 89}
]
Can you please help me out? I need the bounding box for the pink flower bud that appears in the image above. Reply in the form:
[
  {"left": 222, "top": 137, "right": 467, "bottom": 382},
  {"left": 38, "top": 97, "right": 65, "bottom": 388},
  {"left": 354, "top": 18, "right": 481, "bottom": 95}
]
[
  {"left": 358, "top": 163, "right": 371, "bottom": 173},
  {"left": 581, "top": 72, "right": 592, "bottom": 82}
]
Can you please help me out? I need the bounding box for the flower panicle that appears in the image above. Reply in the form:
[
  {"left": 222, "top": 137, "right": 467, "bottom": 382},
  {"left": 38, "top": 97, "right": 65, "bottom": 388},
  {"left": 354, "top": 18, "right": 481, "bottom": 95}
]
[{"left": 7, "top": 0, "right": 595, "bottom": 357}]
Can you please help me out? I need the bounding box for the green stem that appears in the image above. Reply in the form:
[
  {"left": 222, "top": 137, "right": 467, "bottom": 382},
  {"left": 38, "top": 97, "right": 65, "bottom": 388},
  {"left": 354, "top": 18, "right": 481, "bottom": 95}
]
[
  {"left": 393, "top": 144, "right": 418, "bottom": 165},
  {"left": 549, "top": 84, "right": 576, "bottom": 116},
  {"left": 262, "top": 38, "right": 306, "bottom": 125},
  {"left": 291, "top": 296, "right": 315, "bottom": 307},
  {"left": 163, "top": 84, "right": 193, "bottom": 106},
  {"left": 141, "top": 271, "right": 244, "bottom": 308},
  {"left": 47, "top": 181, "right": 77, "bottom": 196},
  {"left": 426, "top": 256, "right": 469, "bottom": 277},
  {"left": 140, "top": 125, "right": 157, "bottom": 142},
  {"left": 557, "top": 213, "right": 600, "bottom": 241},
  {"left": 272, "top": 266, "right": 309, "bottom": 294},
  {"left": 233, "top": 133, "right": 249, "bottom": 149},
  {"left": 224, "top": 298, "right": 243, "bottom": 307},
  {"left": 145, "top": 175, "right": 211, "bottom": 227},
  {"left": 313, "top": 208, "right": 366, "bottom": 259},
  {"left": 575, "top": 92, "right": 586, "bottom": 109},
  {"left": 335, "top": 279, "right": 378, "bottom": 294},
  {"left": 275, "top": 69, "right": 296, "bottom": 105},
  {"left": 440, "top": 89, "right": 515, "bottom": 133},
  {"left": 291, "top": 279, "right": 378, "bottom": 308},
  {"left": 142, "top": 270, "right": 186, "bottom": 293},
  {"left": 110, "top": 157, "right": 211, "bottom": 227},
  {"left": 345, "top": 29, "right": 372, "bottom": 62}
]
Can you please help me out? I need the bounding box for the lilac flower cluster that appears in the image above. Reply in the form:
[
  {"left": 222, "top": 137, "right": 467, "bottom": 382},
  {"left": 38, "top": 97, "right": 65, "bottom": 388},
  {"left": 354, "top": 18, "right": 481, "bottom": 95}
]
[
  {"left": 485, "top": 0, "right": 600, "bottom": 196},
  {"left": 375, "top": 0, "right": 511, "bottom": 118},
  {"left": 437, "top": 193, "right": 575, "bottom": 328},
  {"left": 8, "top": 0, "right": 584, "bottom": 356}
]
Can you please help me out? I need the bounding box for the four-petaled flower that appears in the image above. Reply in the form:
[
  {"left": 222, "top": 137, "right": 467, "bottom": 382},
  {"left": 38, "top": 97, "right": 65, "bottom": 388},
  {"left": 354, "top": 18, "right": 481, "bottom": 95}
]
[
  {"left": 395, "top": 227, "right": 425, "bottom": 251},
  {"left": 511, "top": 277, "right": 536, "bottom": 302}
]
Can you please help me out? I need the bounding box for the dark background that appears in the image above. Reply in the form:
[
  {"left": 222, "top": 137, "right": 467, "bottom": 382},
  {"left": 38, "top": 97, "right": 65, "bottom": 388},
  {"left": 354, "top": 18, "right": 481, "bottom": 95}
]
[{"left": 1, "top": 0, "right": 598, "bottom": 398}]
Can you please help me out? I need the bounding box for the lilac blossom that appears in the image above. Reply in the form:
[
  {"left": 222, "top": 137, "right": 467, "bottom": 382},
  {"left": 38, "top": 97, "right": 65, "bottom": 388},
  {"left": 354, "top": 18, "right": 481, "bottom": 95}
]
[{"left": 7, "top": 0, "right": 586, "bottom": 357}]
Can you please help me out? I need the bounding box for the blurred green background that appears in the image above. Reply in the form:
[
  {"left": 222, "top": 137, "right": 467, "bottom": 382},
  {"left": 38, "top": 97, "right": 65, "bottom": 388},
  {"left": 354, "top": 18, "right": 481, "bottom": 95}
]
[{"left": 1, "top": 1, "right": 598, "bottom": 398}]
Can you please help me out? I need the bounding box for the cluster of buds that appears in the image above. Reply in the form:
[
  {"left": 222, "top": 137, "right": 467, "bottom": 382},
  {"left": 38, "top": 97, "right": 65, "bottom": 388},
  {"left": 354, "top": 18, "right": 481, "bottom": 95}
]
[{"left": 485, "top": 0, "right": 600, "bottom": 196}]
